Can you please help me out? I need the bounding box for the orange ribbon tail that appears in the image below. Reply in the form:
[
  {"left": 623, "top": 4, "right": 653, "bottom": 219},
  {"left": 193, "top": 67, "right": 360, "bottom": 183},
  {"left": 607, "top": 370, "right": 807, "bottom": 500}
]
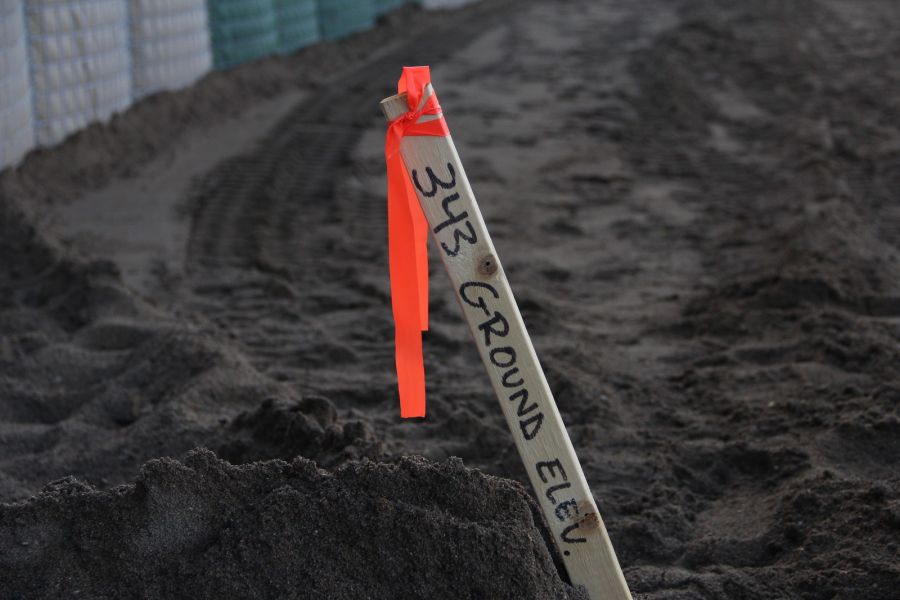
[{"left": 385, "top": 66, "right": 449, "bottom": 418}]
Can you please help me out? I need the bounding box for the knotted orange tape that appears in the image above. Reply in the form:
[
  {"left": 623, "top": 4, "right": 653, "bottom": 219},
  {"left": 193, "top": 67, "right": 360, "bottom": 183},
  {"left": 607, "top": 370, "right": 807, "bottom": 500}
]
[{"left": 385, "top": 66, "right": 449, "bottom": 418}]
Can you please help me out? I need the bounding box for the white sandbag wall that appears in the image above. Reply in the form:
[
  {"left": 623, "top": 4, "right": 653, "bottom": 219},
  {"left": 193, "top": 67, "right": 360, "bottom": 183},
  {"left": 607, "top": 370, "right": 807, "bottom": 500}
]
[
  {"left": 129, "top": 0, "right": 212, "bottom": 98},
  {"left": 0, "top": 0, "right": 437, "bottom": 165},
  {"left": 0, "top": 0, "right": 35, "bottom": 169},
  {"left": 25, "top": 0, "right": 132, "bottom": 146}
]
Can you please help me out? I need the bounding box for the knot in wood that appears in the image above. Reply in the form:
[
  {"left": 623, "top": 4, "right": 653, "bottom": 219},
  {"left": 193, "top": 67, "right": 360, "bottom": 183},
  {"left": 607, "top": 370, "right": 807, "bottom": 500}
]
[
  {"left": 576, "top": 501, "right": 601, "bottom": 531},
  {"left": 478, "top": 254, "right": 498, "bottom": 276}
]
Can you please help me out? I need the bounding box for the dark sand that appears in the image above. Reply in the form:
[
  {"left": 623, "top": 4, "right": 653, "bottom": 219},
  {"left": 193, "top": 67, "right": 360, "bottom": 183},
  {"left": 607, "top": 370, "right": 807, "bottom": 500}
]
[{"left": 2, "top": 0, "right": 899, "bottom": 598}]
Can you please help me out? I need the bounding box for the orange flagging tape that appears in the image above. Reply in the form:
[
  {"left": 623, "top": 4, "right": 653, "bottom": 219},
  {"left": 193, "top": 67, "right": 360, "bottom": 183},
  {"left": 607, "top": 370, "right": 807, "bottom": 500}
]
[{"left": 385, "top": 66, "right": 449, "bottom": 418}]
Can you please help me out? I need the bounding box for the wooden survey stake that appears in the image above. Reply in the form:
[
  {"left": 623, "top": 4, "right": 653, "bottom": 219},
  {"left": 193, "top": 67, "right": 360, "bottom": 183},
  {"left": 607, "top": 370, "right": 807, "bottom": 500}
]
[{"left": 381, "top": 85, "right": 633, "bottom": 600}]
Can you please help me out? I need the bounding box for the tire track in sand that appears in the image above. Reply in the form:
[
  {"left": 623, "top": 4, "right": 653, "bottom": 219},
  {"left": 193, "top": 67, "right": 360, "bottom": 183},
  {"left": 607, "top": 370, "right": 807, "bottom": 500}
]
[{"left": 184, "top": 1, "right": 523, "bottom": 405}]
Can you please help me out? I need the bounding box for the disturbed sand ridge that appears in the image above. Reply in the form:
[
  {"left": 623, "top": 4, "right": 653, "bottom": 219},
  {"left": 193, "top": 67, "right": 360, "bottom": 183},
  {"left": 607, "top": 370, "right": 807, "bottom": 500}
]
[
  {"left": 2, "top": 0, "right": 900, "bottom": 598},
  {"left": 1, "top": 450, "right": 586, "bottom": 599}
]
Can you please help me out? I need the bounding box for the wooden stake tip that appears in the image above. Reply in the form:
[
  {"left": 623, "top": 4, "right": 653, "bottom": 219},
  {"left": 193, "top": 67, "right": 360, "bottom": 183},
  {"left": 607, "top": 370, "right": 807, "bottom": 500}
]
[{"left": 380, "top": 92, "right": 409, "bottom": 121}]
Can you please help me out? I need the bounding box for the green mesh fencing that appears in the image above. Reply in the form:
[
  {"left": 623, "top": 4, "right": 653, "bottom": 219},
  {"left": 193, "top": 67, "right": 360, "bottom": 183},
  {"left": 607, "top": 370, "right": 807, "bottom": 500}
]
[
  {"left": 208, "top": 0, "right": 279, "bottom": 69},
  {"left": 374, "top": 0, "right": 407, "bottom": 15},
  {"left": 316, "top": 0, "right": 375, "bottom": 42},
  {"left": 275, "top": 0, "right": 320, "bottom": 53}
]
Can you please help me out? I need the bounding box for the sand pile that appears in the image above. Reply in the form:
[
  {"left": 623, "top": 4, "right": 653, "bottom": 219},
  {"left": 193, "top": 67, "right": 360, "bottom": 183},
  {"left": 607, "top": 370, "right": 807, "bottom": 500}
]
[{"left": 1, "top": 450, "right": 585, "bottom": 599}]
